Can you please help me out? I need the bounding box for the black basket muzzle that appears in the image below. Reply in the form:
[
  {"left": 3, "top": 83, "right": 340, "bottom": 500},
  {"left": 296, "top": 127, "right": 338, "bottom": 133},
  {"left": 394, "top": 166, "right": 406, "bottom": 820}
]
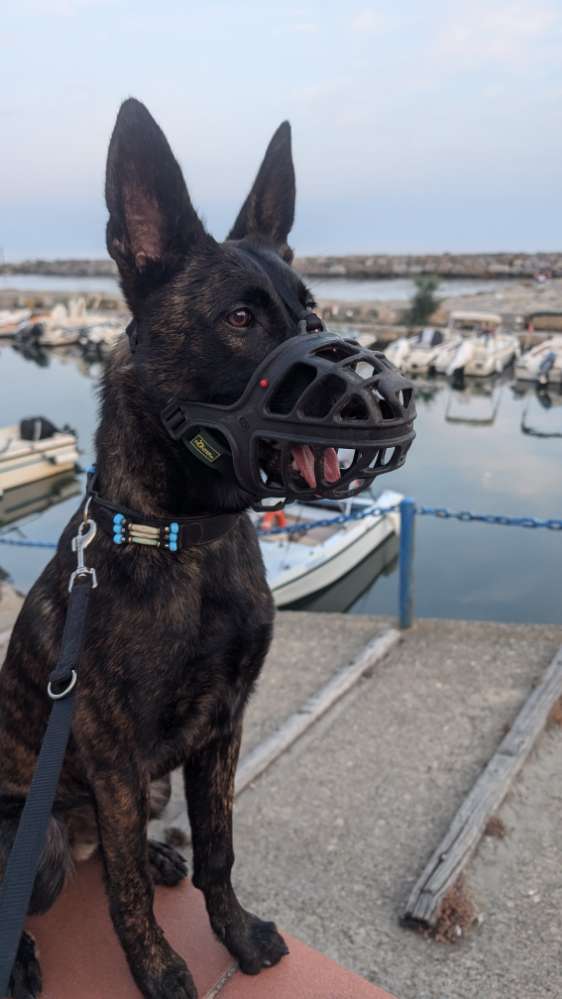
[{"left": 161, "top": 332, "right": 416, "bottom": 502}]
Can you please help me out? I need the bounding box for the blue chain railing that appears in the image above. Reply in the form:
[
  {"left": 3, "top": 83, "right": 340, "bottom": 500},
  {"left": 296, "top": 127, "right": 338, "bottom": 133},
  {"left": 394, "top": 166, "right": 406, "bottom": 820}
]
[
  {"left": 0, "top": 538, "right": 57, "bottom": 549},
  {"left": 1, "top": 500, "right": 560, "bottom": 629}
]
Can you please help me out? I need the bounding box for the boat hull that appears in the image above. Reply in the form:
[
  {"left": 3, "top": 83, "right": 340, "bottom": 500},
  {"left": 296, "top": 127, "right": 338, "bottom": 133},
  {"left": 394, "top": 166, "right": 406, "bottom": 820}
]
[{"left": 260, "top": 494, "right": 402, "bottom": 608}]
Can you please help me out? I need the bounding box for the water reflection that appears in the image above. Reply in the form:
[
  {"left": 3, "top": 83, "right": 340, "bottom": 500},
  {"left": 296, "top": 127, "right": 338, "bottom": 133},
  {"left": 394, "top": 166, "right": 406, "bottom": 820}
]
[
  {"left": 11, "top": 341, "right": 104, "bottom": 381},
  {"left": 518, "top": 384, "right": 562, "bottom": 439},
  {"left": 0, "top": 473, "right": 81, "bottom": 528}
]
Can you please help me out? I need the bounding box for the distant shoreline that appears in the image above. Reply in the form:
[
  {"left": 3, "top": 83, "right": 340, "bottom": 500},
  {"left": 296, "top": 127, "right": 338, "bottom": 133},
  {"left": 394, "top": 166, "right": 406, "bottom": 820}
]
[{"left": 2, "top": 251, "right": 562, "bottom": 280}]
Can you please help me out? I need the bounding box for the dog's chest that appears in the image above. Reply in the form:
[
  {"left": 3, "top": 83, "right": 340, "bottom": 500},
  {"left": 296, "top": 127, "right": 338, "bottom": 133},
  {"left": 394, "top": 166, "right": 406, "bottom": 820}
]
[
  {"left": 130, "top": 588, "right": 272, "bottom": 764},
  {"left": 144, "top": 634, "right": 264, "bottom": 768}
]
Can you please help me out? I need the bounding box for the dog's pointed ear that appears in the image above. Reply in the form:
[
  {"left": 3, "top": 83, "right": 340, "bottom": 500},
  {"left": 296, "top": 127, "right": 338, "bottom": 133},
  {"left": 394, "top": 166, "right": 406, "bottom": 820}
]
[
  {"left": 106, "top": 98, "right": 206, "bottom": 304},
  {"left": 227, "top": 121, "right": 296, "bottom": 262}
]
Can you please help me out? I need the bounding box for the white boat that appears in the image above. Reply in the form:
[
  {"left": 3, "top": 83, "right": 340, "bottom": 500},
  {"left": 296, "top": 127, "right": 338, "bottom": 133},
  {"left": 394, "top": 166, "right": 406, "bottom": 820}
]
[
  {"left": 385, "top": 337, "right": 411, "bottom": 370},
  {"left": 15, "top": 299, "right": 119, "bottom": 349},
  {"left": 0, "top": 418, "right": 80, "bottom": 498},
  {"left": 79, "top": 320, "right": 123, "bottom": 352},
  {"left": 16, "top": 303, "right": 82, "bottom": 347},
  {"left": 446, "top": 311, "right": 519, "bottom": 377},
  {"left": 0, "top": 308, "right": 32, "bottom": 338},
  {"left": 256, "top": 489, "right": 402, "bottom": 608},
  {"left": 403, "top": 328, "right": 462, "bottom": 375},
  {"left": 514, "top": 337, "right": 562, "bottom": 386}
]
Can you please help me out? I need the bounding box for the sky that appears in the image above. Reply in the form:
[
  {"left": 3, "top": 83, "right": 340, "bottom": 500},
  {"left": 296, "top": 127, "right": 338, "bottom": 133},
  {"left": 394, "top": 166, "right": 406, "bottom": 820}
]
[{"left": 2, "top": 0, "right": 562, "bottom": 259}]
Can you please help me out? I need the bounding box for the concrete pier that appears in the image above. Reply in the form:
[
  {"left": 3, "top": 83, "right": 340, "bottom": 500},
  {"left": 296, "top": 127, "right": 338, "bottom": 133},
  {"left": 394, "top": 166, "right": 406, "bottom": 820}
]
[{"left": 1, "top": 583, "right": 561, "bottom": 999}]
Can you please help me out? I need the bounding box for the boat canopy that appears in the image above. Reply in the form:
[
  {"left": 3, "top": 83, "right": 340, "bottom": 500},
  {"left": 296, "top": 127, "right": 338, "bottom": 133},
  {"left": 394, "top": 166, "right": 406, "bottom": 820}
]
[{"left": 448, "top": 311, "right": 502, "bottom": 332}]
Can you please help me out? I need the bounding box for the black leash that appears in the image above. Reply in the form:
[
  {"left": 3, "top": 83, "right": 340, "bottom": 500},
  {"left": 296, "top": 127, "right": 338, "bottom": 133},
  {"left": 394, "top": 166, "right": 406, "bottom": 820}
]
[{"left": 0, "top": 515, "right": 97, "bottom": 996}]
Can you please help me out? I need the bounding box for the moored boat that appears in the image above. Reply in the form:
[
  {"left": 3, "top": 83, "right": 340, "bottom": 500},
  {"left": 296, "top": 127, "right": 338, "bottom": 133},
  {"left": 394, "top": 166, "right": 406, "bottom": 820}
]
[
  {"left": 514, "top": 336, "right": 562, "bottom": 386},
  {"left": 0, "top": 417, "right": 80, "bottom": 498},
  {"left": 78, "top": 320, "right": 123, "bottom": 354},
  {"left": 403, "top": 328, "right": 462, "bottom": 375},
  {"left": 446, "top": 311, "right": 519, "bottom": 377},
  {"left": 256, "top": 489, "right": 402, "bottom": 608},
  {"left": 385, "top": 336, "right": 411, "bottom": 370},
  {"left": 14, "top": 298, "right": 124, "bottom": 350},
  {"left": 0, "top": 309, "right": 32, "bottom": 339}
]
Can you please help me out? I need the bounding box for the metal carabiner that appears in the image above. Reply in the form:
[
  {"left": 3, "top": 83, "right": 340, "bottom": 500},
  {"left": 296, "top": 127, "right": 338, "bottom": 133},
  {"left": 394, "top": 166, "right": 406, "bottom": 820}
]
[{"left": 68, "top": 517, "right": 98, "bottom": 591}]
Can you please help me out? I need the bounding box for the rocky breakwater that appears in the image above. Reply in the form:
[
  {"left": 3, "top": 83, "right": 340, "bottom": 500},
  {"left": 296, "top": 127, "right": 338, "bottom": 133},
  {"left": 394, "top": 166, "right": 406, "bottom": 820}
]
[
  {"left": 294, "top": 252, "right": 562, "bottom": 279},
  {"left": 3, "top": 251, "right": 562, "bottom": 280},
  {"left": 0, "top": 259, "right": 117, "bottom": 278}
]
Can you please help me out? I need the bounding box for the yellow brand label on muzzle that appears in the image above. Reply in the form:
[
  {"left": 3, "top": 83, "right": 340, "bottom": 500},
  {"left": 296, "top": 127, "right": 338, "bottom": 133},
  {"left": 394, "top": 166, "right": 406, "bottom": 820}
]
[{"left": 190, "top": 434, "right": 221, "bottom": 463}]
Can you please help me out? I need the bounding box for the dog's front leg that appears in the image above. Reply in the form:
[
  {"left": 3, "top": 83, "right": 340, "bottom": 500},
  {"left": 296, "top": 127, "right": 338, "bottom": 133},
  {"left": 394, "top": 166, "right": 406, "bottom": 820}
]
[
  {"left": 185, "top": 724, "right": 289, "bottom": 975},
  {"left": 92, "top": 766, "right": 197, "bottom": 998}
]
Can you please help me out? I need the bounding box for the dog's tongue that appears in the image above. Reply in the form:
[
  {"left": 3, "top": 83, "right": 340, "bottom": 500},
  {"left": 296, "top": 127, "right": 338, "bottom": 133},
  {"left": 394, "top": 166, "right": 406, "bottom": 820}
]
[
  {"left": 323, "top": 447, "right": 341, "bottom": 483},
  {"left": 291, "top": 446, "right": 341, "bottom": 488}
]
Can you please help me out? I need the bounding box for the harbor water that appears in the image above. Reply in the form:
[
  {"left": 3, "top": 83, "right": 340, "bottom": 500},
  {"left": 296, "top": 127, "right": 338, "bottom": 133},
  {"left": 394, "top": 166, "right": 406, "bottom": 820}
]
[
  {"left": 1, "top": 341, "right": 561, "bottom": 624},
  {"left": 1, "top": 273, "right": 514, "bottom": 303}
]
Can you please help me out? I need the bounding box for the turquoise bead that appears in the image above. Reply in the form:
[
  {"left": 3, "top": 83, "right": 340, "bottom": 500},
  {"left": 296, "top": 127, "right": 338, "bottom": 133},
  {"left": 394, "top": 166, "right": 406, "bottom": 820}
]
[
  {"left": 113, "top": 533, "right": 123, "bottom": 544},
  {"left": 113, "top": 513, "right": 125, "bottom": 524},
  {"left": 169, "top": 522, "right": 179, "bottom": 534},
  {"left": 169, "top": 541, "right": 178, "bottom": 552}
]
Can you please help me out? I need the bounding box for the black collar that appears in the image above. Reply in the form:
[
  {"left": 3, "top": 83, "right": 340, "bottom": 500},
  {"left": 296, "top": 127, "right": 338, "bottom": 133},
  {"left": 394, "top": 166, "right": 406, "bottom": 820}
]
[{"left": 87, "top": 474, "right": 240, "bottom": 552}]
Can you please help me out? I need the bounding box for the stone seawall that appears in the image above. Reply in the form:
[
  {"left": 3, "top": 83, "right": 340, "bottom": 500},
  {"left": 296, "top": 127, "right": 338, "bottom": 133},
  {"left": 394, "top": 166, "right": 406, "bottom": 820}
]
[
  {"left": 2, "top": 252, "right": 562, "bottom": 280},
  {"left": 295, "top": 252, "right": 562, "bottom": 279}
]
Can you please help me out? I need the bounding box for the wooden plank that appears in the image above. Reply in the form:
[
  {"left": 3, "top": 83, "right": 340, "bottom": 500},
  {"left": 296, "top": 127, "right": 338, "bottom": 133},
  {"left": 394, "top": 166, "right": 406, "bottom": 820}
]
[
  {"left": 402, "top": 644, "right": 562, "bottom": 929},
  {"left": 235, "top": 627, "right": 400, "bottom": 796}
]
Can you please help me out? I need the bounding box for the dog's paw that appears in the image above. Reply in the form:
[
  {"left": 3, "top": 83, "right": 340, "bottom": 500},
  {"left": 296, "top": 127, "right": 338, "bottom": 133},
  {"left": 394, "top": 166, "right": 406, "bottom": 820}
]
[
  {"left": 219, "top": 911, "right": 289, "bottom": 975},
  {"left": 8, "top": 932, "right": 42, "bottom": 999},
  {"left": 140, "top": 957, "right": 198, "bottom": 999},
  {"left": 148, "top": 839, "right": 188, "bottom": 887}
]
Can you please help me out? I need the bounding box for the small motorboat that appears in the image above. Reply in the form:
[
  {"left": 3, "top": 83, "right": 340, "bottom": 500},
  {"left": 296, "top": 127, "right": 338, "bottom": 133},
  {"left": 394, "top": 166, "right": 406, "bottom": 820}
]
[
  {"left": 0, "top": 417, "right": 80, "bottom": 498},
  {"left": 514, "top": 337, "right": 562, "bottom": 386},
  {"left": 16, "top": 303, "right": 82, "bottom": 348},
  {"left": 0, "top": 308, "right": 32, "bottom": 339},
  {"left": 256, "top": 490, "right": 402, "bottom": 608},
  {"left": 79, "top": 320, "right": 123, "bottom": 354},
  {"left": 446, "top": 311, "right": 519, "bottom": 377},
  {"left": 403, "top": 327, "right": 462, "bottom": 375},
  {"left": 385, "top": 336, "right": 411, "bottom": 370},
  {"left": 14, "top": 298, "right": 119, "bottom": 349}
]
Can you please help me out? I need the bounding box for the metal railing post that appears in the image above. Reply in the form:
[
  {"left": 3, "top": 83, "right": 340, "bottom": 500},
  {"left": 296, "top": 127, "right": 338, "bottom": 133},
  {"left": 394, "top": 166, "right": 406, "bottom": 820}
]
[{"left": 399, "top": 497, "right": 416, "bottom": 629}]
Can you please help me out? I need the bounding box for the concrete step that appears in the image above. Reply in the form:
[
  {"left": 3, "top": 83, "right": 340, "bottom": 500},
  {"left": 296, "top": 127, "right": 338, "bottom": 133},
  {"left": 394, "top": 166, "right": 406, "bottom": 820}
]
[{"left": 27, "top": 858, "right": 396, "bottom": 998}]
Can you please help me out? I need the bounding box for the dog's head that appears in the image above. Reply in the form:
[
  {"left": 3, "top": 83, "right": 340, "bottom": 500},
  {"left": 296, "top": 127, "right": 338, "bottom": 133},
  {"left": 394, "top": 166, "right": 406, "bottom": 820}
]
[
  {"left": 105, "top": 99, "right": 416, "bottom": 511},
  {"left": 105, "top": 98, "right": 320, "bottom": 509},
  {"left": 106, "top": 99, "right": 310, "bottom": 394}
]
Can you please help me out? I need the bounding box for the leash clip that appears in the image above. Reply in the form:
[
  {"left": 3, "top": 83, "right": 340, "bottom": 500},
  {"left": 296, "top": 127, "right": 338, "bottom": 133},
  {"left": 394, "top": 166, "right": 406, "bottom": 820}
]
[{"left": 69, "top": 517, "right": 98, "bottom": 592}]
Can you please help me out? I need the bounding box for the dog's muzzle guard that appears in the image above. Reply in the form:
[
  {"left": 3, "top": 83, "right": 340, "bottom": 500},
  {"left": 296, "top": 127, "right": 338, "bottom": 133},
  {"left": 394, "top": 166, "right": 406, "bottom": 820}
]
[{"left": 161, "top": 331, "right": 417, "bottom": 505}]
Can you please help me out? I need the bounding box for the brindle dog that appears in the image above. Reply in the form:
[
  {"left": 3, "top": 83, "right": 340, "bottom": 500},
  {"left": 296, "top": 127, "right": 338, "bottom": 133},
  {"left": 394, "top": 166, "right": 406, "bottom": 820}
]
[{"left": 0, "top": 98, "right": 322, "bottom": 998}]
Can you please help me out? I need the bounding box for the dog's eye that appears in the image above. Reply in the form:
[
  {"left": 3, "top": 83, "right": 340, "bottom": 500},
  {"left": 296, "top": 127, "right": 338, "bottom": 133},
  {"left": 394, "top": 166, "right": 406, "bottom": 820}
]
[{"left": 227, "top": 307, "right": 254, "bottom": 329}]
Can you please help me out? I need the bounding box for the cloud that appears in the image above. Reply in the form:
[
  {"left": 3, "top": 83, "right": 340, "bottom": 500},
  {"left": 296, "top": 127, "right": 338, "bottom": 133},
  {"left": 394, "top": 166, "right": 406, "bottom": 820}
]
[
  {"left": 434, "top": 0, "right": 560, "bottom": 70},
  {"left": 351, "top": 7, "right": 393, "bottom": 34}
]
